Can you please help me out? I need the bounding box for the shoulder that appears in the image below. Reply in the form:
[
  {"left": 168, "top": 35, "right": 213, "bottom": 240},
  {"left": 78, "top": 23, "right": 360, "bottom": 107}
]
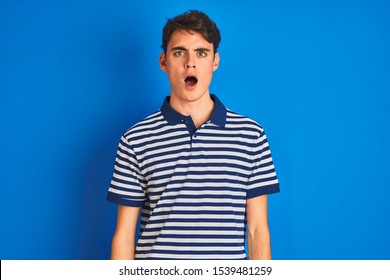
[
  {"left": 225, "top": 109, "right": 265, "bottom": 137},
  {"left": 122, "top": 110, "right": 164, "bottom": 141}
]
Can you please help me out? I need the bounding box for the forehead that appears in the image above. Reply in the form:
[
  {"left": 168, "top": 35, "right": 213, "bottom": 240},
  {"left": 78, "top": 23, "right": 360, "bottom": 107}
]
[{"left": 167, "top": 30, "right": 214, "bottom": 50}]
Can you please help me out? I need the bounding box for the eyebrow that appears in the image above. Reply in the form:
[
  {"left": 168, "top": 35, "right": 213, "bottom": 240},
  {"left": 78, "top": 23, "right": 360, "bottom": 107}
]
[
  {"left": 170, "top": 46, "right": 187, "bottom": 52},
  {"left": 169, "top": 46, "right": 212, "bottom": 52},
  {"left": 194, "top": 47, "right": 212, "bottom": 52}
]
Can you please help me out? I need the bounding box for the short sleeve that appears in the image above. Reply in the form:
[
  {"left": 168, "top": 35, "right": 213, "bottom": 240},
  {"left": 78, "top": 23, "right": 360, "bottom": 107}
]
[
  {"left": 246, "top": 129, "right": 280, "bottom": 199},
  {"left": 106, "top": 135, "right": 147, "bottom": 207}
]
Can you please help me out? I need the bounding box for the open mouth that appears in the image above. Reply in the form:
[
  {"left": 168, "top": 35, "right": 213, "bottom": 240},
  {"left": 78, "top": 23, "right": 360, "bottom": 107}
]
[{"left": 185, "top": 76, "right": 198, "bottom": 87}]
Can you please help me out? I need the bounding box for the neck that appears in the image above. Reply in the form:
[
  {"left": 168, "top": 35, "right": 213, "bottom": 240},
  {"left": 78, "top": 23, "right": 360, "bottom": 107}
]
[{"left": 169, "top": 93, "right": 214, "bottom": 128}]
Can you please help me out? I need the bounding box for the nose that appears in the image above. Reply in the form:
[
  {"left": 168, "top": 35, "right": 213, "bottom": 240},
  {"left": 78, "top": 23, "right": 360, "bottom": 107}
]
[{"left": 185, "top": 54, "right": 196, "bottom": 69}]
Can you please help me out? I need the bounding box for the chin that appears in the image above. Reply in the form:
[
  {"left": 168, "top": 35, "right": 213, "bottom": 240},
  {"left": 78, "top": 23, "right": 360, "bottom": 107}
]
[{"left": 183, "top": 90, "right": 209, "bottom": 102}]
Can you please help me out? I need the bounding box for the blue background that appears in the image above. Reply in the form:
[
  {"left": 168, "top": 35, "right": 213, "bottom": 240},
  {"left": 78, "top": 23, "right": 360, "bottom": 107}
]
[{"left": 1, "top": 0, "right": 389, "bottom": 260}]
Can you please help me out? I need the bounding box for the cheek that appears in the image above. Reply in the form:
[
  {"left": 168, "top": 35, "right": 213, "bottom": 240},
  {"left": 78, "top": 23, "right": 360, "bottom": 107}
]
[
  {"left": 167, "top": 71, "right": 183, "bottom": 86},
  {"left": 200, "top": 66, "right": 215, "bottom": 82},
  {"left": 203, "top": 60, "right": 216, "bottom": 73}
]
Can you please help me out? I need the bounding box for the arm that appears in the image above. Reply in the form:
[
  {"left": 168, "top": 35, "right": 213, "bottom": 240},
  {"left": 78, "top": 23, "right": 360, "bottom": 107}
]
[
  {"left": 246, "top": 194, "right": 272, "bottom": 260},
  {"left": 110, "top": 204, "right": 141, "bottom": 260}
]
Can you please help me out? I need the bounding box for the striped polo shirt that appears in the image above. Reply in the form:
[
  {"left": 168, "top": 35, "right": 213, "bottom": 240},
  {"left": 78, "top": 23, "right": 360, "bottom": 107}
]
[{"left": 107, "top": 94, "right": 280, "bottom": 259}]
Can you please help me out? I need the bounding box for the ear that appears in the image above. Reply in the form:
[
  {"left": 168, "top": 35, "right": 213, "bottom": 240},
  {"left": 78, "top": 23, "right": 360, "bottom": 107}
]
[
  {"left": 213, "top": 52, "right": 220, "bottom": 71},
  {"left": 159, "top": 52, "right": 168, "bottom": 72}
]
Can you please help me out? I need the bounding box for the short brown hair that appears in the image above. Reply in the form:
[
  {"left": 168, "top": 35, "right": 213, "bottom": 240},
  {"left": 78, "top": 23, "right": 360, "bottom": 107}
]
[{"left": 161, "top": 10, "right": 221, "bottom": 54}]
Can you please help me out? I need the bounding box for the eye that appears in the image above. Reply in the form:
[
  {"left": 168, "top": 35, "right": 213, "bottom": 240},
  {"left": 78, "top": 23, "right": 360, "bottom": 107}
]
[
  {"left": 173, "top": 50, "right": 185, "bottom": 57},
  {"left": 197, "top": 51, "right": 207, "bottom": 57}
]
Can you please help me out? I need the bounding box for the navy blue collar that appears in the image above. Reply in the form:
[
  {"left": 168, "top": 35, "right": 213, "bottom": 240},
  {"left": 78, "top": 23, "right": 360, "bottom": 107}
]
[{"left": 161, "top": 94, "right": 226, "bottom": 127}]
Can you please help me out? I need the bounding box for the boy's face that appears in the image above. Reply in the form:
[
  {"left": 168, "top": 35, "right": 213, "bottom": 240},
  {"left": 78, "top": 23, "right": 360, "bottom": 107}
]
[{"left": 159, "top": 30, "right": 219, "bottom": 104}]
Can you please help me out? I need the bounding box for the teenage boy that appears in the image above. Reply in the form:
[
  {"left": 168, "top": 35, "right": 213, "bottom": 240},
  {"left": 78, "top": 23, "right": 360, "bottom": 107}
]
[{"left": 107, "top": 10, "right": 280, "bottom": 260}]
